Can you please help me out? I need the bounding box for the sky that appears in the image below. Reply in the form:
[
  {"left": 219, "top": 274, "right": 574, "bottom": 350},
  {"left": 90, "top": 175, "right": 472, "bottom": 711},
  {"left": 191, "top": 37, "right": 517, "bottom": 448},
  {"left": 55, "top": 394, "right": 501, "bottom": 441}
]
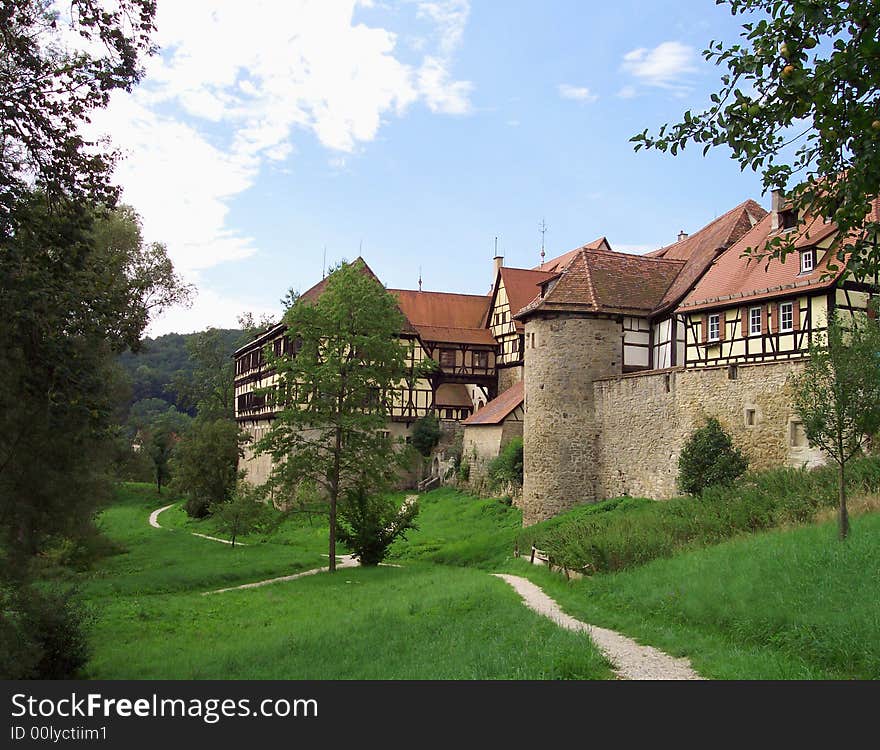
[{"left": 88, "top": 0, "right": 771, "bottom": 336}]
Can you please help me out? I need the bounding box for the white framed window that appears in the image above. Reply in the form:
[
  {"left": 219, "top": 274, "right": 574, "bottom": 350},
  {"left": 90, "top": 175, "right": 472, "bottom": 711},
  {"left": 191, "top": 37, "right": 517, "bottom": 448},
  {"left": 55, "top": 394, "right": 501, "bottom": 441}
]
[
  {"left": 780, "top": 301, "right": 794, "bottom": 332},
  {"left": 749, "top": 306, "right": 762, "bottom": 336},
  {"left": 800, "top": 250, "right": 814, "bottom": 274},
  {"left": 708, "top": 313, "right": 721, "bottom": 342}
]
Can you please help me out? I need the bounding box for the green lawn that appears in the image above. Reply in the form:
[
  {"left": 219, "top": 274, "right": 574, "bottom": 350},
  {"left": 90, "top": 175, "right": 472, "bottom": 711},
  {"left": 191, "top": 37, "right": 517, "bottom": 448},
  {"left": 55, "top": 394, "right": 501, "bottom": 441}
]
[
  {"left": 79, "top": 484, "right": 611, "bottom": 679},
  {"left": 505, "top": 512, "right": 880, "bottom": 679}
]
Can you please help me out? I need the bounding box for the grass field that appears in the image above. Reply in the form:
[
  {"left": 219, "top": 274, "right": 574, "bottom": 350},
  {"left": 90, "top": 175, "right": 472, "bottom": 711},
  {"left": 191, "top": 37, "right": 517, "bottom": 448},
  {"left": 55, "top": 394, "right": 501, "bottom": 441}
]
[
  {"left": 79, "top": 484, "right": 611, "bottom": 679},
  {"left": 506, "top": 512, "right": 880, "bottom": 679}
]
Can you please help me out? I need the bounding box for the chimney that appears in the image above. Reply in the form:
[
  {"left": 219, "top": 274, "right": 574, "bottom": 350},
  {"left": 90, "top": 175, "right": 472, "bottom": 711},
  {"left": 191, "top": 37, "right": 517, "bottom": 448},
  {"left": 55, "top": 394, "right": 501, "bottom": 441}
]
[
  {"left": 771, "top": 189, "right": 784, "bottom": 231},
  {"left": 677, "top": 230, "right": 688, "bottom": 242},
  {"left": 493, "top": 255, "right": 503, "bottom": 277}
]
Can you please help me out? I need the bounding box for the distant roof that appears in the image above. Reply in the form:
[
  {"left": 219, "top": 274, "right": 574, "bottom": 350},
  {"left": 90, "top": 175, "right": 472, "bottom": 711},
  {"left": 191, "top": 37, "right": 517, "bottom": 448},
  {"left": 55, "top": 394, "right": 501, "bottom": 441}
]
[
  {"left": 391, "top": 289, "right": 492, "bottom": 345},
  {"left": 435, "top": 383, "right": 474, "bottom": 408},
  {"left": 532, "top": 236, "right": 610, "bottom": 274},
  {"left": 516, "top": 248, "right": 685, "bottom": 319},
  {"left": 649, "top": 199, "right": 767, "bottom": 314},
  {"left": 462, "top": 381, "right": 523, "bottom": 426},
  {"left": 497, "top": 267, "right": 557, "bottom": 333}
]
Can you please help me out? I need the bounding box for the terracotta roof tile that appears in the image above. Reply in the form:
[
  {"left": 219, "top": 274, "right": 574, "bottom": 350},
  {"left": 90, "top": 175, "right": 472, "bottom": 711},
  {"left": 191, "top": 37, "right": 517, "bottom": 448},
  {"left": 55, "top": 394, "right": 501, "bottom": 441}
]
[
  {"left": 678, "top": 212, "right": 849, "bottom": 312},
  {"left": 498, "top": 267, "right": 556, "bottom": 333},
  {"left": 412, "top": 325, "right": 497, "bottom": 345},
  {"left": 532, "top": 236, "right": 609, "bottom": 274},
  {"left": 435, "top": 383, "right": 474, "bottom": 408},
  {"left": 391, "top": 289, "right": 491, "bottom": 329},
  {"left": 462, "top": 381, "right": 523, "bottom": 426}
]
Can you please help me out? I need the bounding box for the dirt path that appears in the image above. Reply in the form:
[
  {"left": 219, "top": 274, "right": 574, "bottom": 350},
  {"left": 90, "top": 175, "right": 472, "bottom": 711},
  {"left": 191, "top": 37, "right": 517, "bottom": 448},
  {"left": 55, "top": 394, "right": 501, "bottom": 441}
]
[
  {"left": 148, "top": 503, "right": 245, "bottom": 546},
  {"left": 493, "top": 574, "right": 702, "bottom": 680}
]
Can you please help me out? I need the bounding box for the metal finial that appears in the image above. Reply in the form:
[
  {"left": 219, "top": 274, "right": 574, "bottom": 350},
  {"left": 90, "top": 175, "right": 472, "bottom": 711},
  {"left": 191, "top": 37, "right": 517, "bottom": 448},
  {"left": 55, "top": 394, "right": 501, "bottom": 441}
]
[{"left": 539, "top": 218, "right": 547, "bottom": 266}]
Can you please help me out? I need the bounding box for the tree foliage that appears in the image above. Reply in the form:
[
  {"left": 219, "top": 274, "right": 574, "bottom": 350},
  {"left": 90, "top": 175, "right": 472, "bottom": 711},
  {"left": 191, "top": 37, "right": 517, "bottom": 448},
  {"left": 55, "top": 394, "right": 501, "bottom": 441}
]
[
  {"left": 171, "top": 417, "right": 245, "bottom": 519},
  {"left": 487, "top": 436, "right": 524, "bottom": 490},
  {"left": 210, "top": 482, "right": 272, "bottom": 548},
  {"left": 0, "top": 0, "right": 157, "bottom": 229},
  {"left": 632, "top": 0, "right": 880, "bottom": 277},
  {"left": 412, "top": 414, "right": 442, "bottom": 457},
  {"left": 256, "top": 261, "right": 417, "bottom": 571},
  {"left": 790, "top": 312, "right": 880, "bottom": 538},
  {"left": 337, "top": 489, "right": 418, "bottom": 566},
  {"left": 678, "top": 417, "right": 749, "bottom": 495}
]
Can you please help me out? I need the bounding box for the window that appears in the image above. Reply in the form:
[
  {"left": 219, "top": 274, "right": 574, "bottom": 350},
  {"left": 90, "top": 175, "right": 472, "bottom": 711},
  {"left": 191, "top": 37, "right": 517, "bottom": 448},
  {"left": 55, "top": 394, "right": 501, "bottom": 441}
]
[
  {"left": 790, "top": 419, "right": 808, "bottom": 447},
  {"left": 781, "top": 209, "right": 797, "bottom": 230},
  {"left": 708, "top": 313, "right": 721, "bottom": 342},
  {"left": 439, "top": 349, "right": 456, "bottom": 368},
  {"left": 473, "top": 351, "right": 489, "bottom": 369},
  {"left": 727, "top": 364, "right": 738, "bottom": 380},
  {"left": 780, "top": 301, "right": 794, "bottom": 332},
  {"left": 800, "top": 250, "right": 814, "bottom": 274},
  {"left": 745, "top": 408, "right": 757, "bottom": 427},
  {"left": 444, "top": 409, "right": 454, "bottom": 420},
  {"left": 749, "top": 306, "right": 762, "bottom": 336}
]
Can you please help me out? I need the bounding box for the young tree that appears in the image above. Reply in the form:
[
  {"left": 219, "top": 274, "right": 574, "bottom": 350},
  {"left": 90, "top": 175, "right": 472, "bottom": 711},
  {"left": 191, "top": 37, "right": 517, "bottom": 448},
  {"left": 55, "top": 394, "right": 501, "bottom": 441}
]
[
  {"left": 632, "top": 0, "right": 880, "bottom": 278},
  {"left": 210, "top": 483, "right": 271, "bottom": 549},
  {"left": 337, "top": 489, "right": 419, "bottom": 566},
  {"left": 411, "top": 414, "right": 442, "bottom": 457},
  {"left": 256, "top": 261, "right": 413, "bottom": 572},
  {"left": 170, "top": 417, "right": 246, "bottom": 518},
  {"left": 790, "top": 313, "right": 880, "bottom": 539}
]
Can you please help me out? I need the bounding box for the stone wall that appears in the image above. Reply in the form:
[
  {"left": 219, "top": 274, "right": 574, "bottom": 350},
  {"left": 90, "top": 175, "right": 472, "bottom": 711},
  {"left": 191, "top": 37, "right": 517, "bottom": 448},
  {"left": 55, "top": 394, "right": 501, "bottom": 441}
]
[
  {"left": 520, "top": 314, "right": 621, "bottom": 525},
  {"left": 462, "top": 419, "right": 523, "bottom": 494},
  {"left": 594, "top": 359, "right": 822, "bottom": 501},
  {"left": 497, "top": 365, "right": 523, "bottom": 395}
]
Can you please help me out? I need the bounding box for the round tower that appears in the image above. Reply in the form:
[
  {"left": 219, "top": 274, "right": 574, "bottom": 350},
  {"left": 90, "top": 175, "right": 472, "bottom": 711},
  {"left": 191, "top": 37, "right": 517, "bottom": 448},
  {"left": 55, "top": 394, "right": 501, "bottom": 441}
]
[{"left": 520, "top": 314, "right": 622, "bottom": 525}]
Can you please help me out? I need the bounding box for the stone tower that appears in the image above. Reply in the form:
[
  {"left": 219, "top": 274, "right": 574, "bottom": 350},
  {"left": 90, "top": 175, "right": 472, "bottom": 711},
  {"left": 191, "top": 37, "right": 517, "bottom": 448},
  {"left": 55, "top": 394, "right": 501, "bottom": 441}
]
[{"left": 520, "top": 313, "right": 621, "bottom": 525}]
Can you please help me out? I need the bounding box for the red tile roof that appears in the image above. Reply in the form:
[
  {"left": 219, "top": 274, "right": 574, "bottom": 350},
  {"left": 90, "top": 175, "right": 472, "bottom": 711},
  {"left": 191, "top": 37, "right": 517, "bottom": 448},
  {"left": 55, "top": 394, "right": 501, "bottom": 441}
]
[
  {"left": 435, "top": 383, "right": 474, "bottom": 408},
  {"left": 516, "top": 248, "right": 685, "bottom": 319},
  {"left": 391, "top": 289, "right": 493, "bottom": 345},
  {"left": 678, "top": 210, "right": 853, "bottom": 312},
  {"left": 497, "top": 267, "right": 557, "bottom": 333},
  {"left": 462, "top": 381, "right": 523, "bottom": 426},
  {"left": 533, "top": 237, "right": 610, "bottom": 274},
  {"left": 650, "top": 199, "right": 767, "bottom": 313}
]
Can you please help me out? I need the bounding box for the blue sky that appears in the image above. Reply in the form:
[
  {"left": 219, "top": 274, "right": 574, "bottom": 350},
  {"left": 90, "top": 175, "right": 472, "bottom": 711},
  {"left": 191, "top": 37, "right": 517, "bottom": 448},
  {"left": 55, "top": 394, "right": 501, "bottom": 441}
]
[{"left": 90, "top": 1, "right": 769, "bottom": 335}]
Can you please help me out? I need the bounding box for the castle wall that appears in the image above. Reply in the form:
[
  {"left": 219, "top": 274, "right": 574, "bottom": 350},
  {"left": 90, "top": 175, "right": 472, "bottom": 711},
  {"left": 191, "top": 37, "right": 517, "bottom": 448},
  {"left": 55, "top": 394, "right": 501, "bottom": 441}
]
[
  {"left": 521, "top": 315, "right": 621, "bottom": 525},
  {"left": 498, "top": 365, "right": 523, "bottom": 395},
  {"left": 462, "top": 418, "right": 523, "bottom": 493},
  {"left": 594, "top": 360, "right": 824, "bottom": 502}
]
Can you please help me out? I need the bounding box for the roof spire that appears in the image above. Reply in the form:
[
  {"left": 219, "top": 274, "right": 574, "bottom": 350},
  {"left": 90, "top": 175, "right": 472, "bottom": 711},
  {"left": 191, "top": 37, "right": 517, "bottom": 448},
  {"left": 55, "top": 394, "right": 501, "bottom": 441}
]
[
  {"left": 539, "top": 218, "right": 548, "bottom": 267},
  {"left": 418, "top": 266, "right": 423, "bottom": 292}
]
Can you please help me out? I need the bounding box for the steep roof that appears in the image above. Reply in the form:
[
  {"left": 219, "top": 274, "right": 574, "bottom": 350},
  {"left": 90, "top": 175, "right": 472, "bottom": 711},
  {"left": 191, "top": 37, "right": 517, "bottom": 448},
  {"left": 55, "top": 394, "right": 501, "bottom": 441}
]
[
  {"left": 516, "top": 248, "right": 685, "bottom": 319},
  {"left": 497, "top": 267, "right": 556, "bottom": 333},
  {"left": 649, "top": 199, "right": 767, "bottom": 314},
  {"left": 677, "top": 206, "right": 865, "bottom": 312},
  {"left": 390, "top": 289, "right": 493, "bottom": 346},
  {"left": 435, "top": 383, "right": 475, "bottom": 408},
  {"left": 461, "top": 381, "right": 523, "bottom": 426},
  {"left": 532, "top": 236, "right": 610, "bottom": 274}
]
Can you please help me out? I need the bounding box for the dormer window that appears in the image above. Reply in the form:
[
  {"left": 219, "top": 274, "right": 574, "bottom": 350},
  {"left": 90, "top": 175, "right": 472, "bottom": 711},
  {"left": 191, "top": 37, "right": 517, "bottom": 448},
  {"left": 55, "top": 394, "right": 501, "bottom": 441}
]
[
  {"left": 800, "top": 250, "right": 814, "bottom": 274},
  {"left": 780, "top": 209, "right": 797, "bottom": 231}
]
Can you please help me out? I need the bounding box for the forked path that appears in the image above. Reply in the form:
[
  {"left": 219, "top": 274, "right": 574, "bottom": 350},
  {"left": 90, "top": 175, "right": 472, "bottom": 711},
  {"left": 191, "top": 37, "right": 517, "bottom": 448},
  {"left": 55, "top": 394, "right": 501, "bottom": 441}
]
[{"left": 493, "top": 574, "right": 702, "bottom": 680}]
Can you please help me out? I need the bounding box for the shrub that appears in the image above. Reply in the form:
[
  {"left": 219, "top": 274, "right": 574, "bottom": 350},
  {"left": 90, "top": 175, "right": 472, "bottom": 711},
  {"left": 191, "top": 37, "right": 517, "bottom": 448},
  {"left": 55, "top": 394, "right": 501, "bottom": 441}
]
[
  {"left": 678, "top": 417, "right": 748, "bottom": 495},
  {"left": 412, "top": 415, "right": 442, "bottom": 457},
  {"left": 337, "top": 488, "right": 419, "bottom": 566},
  {"left": 488, "top": 437, "right": 523, "bottom": 489},
  {"left": 457, "top": 459, "right": 470, "bottom": 482},
  {"left": 210, "top": 482, "right": 274, "bottom": 548}
]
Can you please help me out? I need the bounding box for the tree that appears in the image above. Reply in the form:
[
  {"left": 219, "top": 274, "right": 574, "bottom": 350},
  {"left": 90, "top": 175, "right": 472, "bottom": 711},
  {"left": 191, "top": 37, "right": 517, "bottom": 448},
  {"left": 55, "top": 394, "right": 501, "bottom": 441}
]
[
  {"left": 411, "top": 414, "right": 442, "bottom": 457},
  {"left": 256, "top": 261, "right": 414, "bottom": 572},
  {"left": 678, "top": 417, "right": 749, "bottom": 495},
  {"left": 0, "top": 0, "right": 157, "bottom": 231},
  {"left": 210, "top": 482, "right": 271, "bottom": 549},
  {"left": 632, "top": 0, "right": 880, "bottom": 278},
  {"left": 337, "top": 488, "right": 418, "bottom": 566},
  {"left": 790, "top": 312, "right": 880, "bottom": 539},
  {"left": 173, "top": 328, "right": 239, "bottom": 420},
  {"left": 147, "top": 416, "right": 176, "bottom": 495},
  {"left": 170, "top": 417, "right": 245, "bottom": 518}
]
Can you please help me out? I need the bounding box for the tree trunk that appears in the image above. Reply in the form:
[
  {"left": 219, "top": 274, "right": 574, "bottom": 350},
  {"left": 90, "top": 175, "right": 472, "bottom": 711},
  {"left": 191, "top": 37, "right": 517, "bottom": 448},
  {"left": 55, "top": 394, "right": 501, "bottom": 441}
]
[
  {"left": 838, "top": 461, "right": 849, "bottom": 540},
  {"left": 329, "top": 425, "right": 342, "bottom": 573}
]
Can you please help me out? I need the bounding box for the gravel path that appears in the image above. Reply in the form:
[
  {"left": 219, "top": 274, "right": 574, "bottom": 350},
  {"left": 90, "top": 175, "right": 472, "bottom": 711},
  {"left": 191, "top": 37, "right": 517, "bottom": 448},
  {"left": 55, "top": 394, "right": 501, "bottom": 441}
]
[
  {"left": 203, "top": 555, "right": 361, "bottom": 595},
  {"left": 493, "top": 574, "right": 702, "bottom": 680},
  {"left": 148, "top": 502, "right": 246, "bottom": 545}
]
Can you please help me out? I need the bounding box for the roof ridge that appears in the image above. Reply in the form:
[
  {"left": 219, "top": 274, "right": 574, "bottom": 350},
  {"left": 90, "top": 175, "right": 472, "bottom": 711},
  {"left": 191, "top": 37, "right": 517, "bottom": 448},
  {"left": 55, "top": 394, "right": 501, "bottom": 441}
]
[{"left": 582, "top": 247, "right": 687, "bottom": 265}]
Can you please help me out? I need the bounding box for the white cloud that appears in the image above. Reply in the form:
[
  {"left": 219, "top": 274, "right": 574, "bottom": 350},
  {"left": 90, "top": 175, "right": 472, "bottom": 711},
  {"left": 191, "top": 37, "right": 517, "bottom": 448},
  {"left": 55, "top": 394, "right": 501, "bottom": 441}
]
[
  {"left": 148, "top": 285, "right": 282, "bottom": 336},
  {"left": 557, "top": 84, "right": 599, "bottom": 103},
  {"left": 616, "top": 85, "right": 638, "bottom": 99},
  {"left": 621, "top": 41, "right": 698, "bottom": 94},
  {"left": 82, "top": 0, "right": 473, "bottom": 332}
]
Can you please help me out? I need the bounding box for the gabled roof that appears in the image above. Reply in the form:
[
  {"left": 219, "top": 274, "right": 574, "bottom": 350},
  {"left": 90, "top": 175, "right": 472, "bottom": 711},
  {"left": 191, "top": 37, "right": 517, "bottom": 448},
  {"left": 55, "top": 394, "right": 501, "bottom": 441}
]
[
  {"left": 533, "top": 236, "right": 610, "bottom": 274},
  {"left": 496, "top": 267, "right": 557, "bottom": 333},
  {"left": 677, "top": 207, "right": 862, "bottom": 312},
  {"left": 390, "top": 289, "right": 493, "bottom": 346},
  {"left": 649, "top": 199, "right": 767, "bottom": 314},
  {"left": 462, "top": 381, "right": 523, "bottom": 426},
  {"left": 516, "top": 248, "right": 685, "bottom": 319}
]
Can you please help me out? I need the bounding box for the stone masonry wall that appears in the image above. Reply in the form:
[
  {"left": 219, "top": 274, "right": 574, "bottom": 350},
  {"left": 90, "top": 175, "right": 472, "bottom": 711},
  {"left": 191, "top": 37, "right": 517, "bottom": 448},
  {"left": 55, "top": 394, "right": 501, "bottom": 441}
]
[
  {"left": 521, "top": 315, "right": 621, "bottom": 525},
  {"left": 497, "top": 365, "right": 523, "bottom": 395},
  {"left": 594, "top": 360, "right": 820, "bottom": 501},
  {"left": 462, "top": 420, "right": 524, "bottom": 495}
]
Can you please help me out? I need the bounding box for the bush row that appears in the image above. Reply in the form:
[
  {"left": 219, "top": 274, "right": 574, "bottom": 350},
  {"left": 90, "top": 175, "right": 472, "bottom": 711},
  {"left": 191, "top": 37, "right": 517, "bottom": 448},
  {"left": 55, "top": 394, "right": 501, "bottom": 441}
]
[{"left": 517, "top": 456, "right": 880, "bottom": 574}]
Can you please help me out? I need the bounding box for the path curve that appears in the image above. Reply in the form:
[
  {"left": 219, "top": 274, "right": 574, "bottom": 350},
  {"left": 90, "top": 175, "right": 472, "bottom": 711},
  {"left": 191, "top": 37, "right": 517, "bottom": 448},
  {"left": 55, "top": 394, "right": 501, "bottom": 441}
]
[
  {"left": 493, "top": 574, "right": 702, "bottom": 681},
  {"left": 148, "top": 502, "right": 246, "bottom": 546},
  {"left": 203, "top": 555, "right": 361, "bottom": 595}
]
